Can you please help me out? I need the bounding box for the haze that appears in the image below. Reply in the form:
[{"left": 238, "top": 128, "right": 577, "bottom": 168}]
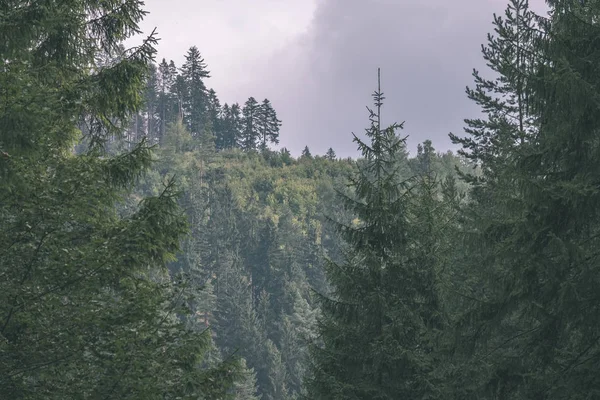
[{"left": 129, "top": 0, "right": 548, "bottom": 157}]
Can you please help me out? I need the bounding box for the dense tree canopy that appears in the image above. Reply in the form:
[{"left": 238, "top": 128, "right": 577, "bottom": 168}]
[
  {"left": 3, "top": 0, "right": 598, "bottom": 399},
  {"left": 0, "top": 1, "right": 238, "bottom": 398}
]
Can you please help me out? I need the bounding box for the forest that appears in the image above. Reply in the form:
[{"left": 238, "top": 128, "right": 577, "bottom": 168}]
[{"left": 2, "top": 0, "right": 600, "bottom": 399}]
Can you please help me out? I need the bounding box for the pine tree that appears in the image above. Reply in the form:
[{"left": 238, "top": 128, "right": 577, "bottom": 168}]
[
  {"left": 215, "top": 102, "right": 243, "bottom": 150},
  {"left": 301, "top": 146, "right": 312, "bottom": 159},
  {"left": 214, "top": 253, "right": 272, "bottom": 398},
  {"left": 233, "top": 358, "right": 261, "bottom": 400},
  {"left": 448, "top": 1, "right": 600, "bottom": 398},
  {"left": 325, "top": 147, "right": 337, "bottom": 160},
  {"left": 181, "top": 46, "right": 210, "bottom": 136},
  {"left": 416, "top": 139, "right": 435, "bottom": 174},
  {"left": 241, "top": 97, "right": 261, "bottom": 151},
  {"left": 280, "top": 147, "right": 293, "bottom": 165},
  {"left": 207, "top": 88, "right": 222, "bottom": 140},
  {"left": 140, "top": 61, "right": 160, "bottom": 143},
  {"left": 258, "top": 98, "right": 282, "bottom": 150},
  {"left": 0, "top": 1, "right": 238, "bottom": 398},
  {"left": 230, "top": 103, "right": 244, "bottom": 149},
  {"left": 173, "top": 73, "right": 187, "bottom": 122},
  {"left": 157, "top": 58, "right": 179, "bottom": 142},
  {"left": 307, "top": 70, "right": 442, "bottom": 399},
  {"left": 449, "top": 0, "right": 537, "bottom": 181}
]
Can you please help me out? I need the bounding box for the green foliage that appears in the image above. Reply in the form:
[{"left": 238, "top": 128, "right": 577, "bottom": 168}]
[
  {"left": 132, "top": 112, "right": 467, "bottom": 399},
  {"left": 300, "top": 146, "right": 312, "bottom": 159},
  {"left": 218, "top": 103, "right": 244, "bottom": 150},
  {"left": 241, "top": 97, "right": 261, "bottom": 151},
  {"left": 233, "top": 359, "right": 261, "bottom": 400},
  {"left": 0, "top": 1, "right": 238, "bottom": 398},
  {"left": 258, "top": 98, "right": 282, "bottom": 150},
  {"left": 325, "top": 147, "right": 337, "bottom": 160},
  {"left": 181, "top": 46, "right": 211, "bottom": 136},
  {"left": 447, "top": 1, "right": 600, "bottom": 398},
  {"left": 307, "top": 72, "right": 448, "bottom": 399}
]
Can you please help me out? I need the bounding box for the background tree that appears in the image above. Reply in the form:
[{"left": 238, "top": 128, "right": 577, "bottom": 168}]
[
  {"left": 181, "top": 46, "right": 210, "bottom": 136},
  {"left": 241, "top": 97, "right": 261, "bottom": 151},
  {"left": 258, "top": 98, "right": 282, "bottom": 150},
  {"left": 216, "top": 103, "right": 238, "bottom": 149},
  {"left": 301, "top": 146, "right": 312, "bottom": 159},
  {"left": 325, "top": 147, "right": 337, "bottom": 160},
  {"left": 157, "top": 58, "right": 179, "bottom": 142},
  {"left": 207, "top": 88, "right": 223, "bottom": 140}
]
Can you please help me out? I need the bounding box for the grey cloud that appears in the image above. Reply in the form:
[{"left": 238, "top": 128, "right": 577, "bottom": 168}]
[{"left": 247, "top": 0, "right": 547, "bottom": 158}]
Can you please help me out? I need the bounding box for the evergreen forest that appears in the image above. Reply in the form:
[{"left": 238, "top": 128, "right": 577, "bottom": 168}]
[{"left": 2, "top": 0, "right": 600, "bottom": 399}]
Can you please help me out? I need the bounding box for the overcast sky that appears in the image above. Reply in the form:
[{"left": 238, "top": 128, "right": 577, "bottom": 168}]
[{"left": 130, "top": 0, "right": 548, "bottom": 158}]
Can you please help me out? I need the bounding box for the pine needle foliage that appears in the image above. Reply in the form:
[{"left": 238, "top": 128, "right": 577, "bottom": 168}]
[
  {"left": 306, "top": 70, "right": 442, "bottom": 400},
  {"left": 0, "top": 1, "right": 239, "bottom": 398},
  {"left": 448, "top": 1, "right": 600, "bottom": 398}
]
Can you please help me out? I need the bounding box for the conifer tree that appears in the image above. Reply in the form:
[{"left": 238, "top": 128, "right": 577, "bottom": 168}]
[
  {"left": 416, "top": 139, "right": 435, "bottom": 174},
  {"left": 230, "top": 103, "right": 244, "bottom": 149},
  {"left": 280, "top": 147, "right": 293, "bottom": 165},
  {"left": 258, "top": 98, "right": 282, "bottom": 150},
  {"left": 325, "top": 147, "right": 337, "bottom": 160},
  {"left": 241, "top": 97, "right": 261, "bottom": 151},
  {"left": 138, "top": 61, "right": 160, "bottom": 143},
  {"left": 301, "top": 146, "right": 312, "bottom": 159},
  {"left": 181, "top": 46, "right": 210, "bottom": 136},
  {"left": 449, "top": 1, "right": 600, "bottom": 397},
  {"left": 233, "top": 359, "right": 261, "bottom": 400},
  {"left": 307, "top": 70, "right": 441, "bottom": 399},
  {"left": 0, "top": 1, "right": 238, "bottom": 398},
  {"left": 207, "top": 88, "right": 222, "bottom": 139},
  {"left": 173, "top": 74, "right": 187, "bottom": 122},
  {"left": 215, "top": 102, "right": 243, "bottom": 150},
  {"left": 157, "top": 58, "right": 179, "bottom": 141},
  {"left": 217, "top": 103, "right": 232, "bottom": 150}
]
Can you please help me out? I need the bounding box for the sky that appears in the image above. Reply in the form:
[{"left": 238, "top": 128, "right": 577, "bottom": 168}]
[{"left": 129, "top": 0, "right": 549, "bottom": 158}]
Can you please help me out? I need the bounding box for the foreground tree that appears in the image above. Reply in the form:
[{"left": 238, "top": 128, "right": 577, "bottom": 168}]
[
  {"left": 306, "top": 70, "right": 443, "bottom": 399},
  {"left": 0, "top": 1, "right": 237, "bottom": 398},
  {"left": 448, "top": 0, "right": 600, "bottom": 398}
]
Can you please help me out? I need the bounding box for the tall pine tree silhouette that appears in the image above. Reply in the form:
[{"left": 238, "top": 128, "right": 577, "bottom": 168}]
[{"left": 307, "top": 69, "right": 441, "bottom": 399}]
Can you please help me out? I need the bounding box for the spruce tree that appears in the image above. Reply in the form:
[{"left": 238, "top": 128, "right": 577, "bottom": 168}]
[
  {"left": 416, "top": 139, "right": 435, "bottom": 174},
  {"left": 173, "top": 74, "right": 187, "bottom": 122},
  {"left": 139, "top": 61, "right": 160, "bottom": 143},
  {"left": 241, "top": 97, "right": 261, "bottom": 151},
  {"left": 180, "top": 46, "right": 210, "bottom": 136},
  {"left": 449, "top": 1, "right": 600, "bottom": 398},
  {"left": 301, "top": 146, "right": 312, "bottom": 159},
  {"left": 258, "top": 98, "right": 282, "bottom": 150},
  {"left": 0, "top": 1, "right": 238, "bottom": 398},
  {"left": 157, "top": 58, "right": 179, "bottom": 141},
  {"left": 307, "top": 70, "right": 441, "bottom": 399},
  {"left": 207, "top": 88, "right": 222, "bottom": 141},
  {"left": 280, "top": 147, "right": 293, "bottom": 165},
  {"left": 217, "top": 103, "right": 232, "bottom": 150},
  {"left": 215, "top": 102, "right": 243, "bottom": 150},
  {"left": 233, "top": 359, "right": 261, "bottom": 400},
  {"left": 230, "top": 103, "right": 244, "bottom": 149},
  {"left": 325, "top": 147, "right": 337, "bottom": 160}
]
